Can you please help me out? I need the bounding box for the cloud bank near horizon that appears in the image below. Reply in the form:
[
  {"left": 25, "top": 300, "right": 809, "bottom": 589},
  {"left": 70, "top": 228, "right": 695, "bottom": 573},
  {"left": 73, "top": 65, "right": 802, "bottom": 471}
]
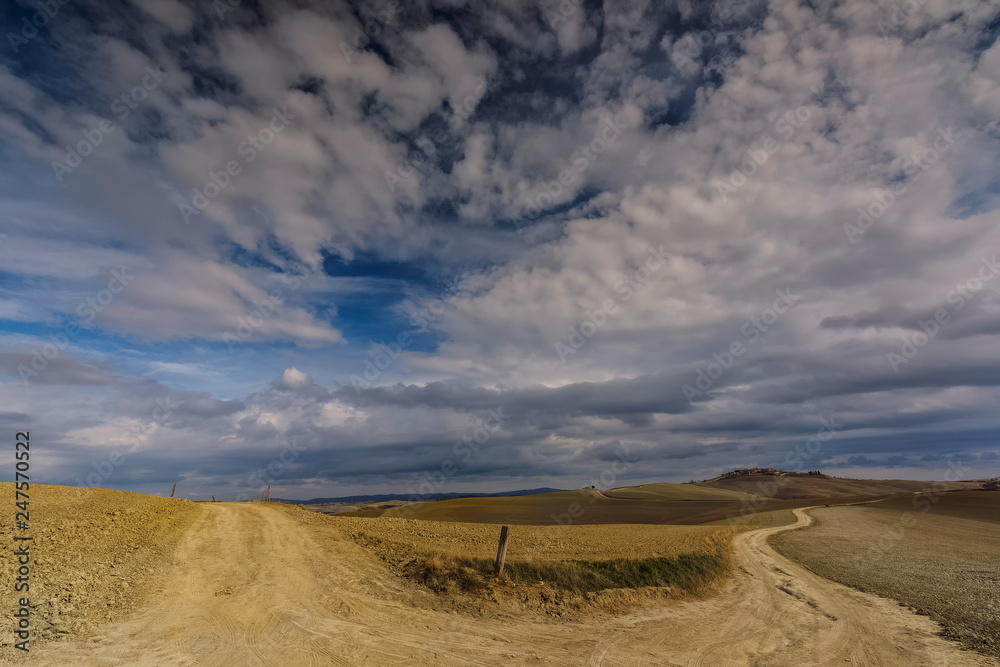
[{"left": 1, "top": 0, "right": 1000, "bottom": 499}]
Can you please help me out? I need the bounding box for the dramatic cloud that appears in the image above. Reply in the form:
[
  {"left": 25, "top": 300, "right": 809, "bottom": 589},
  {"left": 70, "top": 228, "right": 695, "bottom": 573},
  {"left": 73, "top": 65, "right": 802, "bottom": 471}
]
[{"left": 1, "top": 0, "right": 999, "bottom": 499}]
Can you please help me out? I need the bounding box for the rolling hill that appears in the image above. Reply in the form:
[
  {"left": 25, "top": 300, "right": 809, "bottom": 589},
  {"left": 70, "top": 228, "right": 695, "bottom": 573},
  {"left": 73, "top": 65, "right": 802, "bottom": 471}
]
[
  {"left": 700, "top": 473, "right": 983, "bottom": 499},
  {"left": 340, "top": 476, "right": 984, "bottom": 526}
]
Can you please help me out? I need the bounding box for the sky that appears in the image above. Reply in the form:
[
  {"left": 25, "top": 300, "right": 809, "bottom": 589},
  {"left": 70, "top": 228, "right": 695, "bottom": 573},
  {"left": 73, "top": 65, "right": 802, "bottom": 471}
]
[{"left": 1, "top": 0, "right": 999, "bottom": 501}]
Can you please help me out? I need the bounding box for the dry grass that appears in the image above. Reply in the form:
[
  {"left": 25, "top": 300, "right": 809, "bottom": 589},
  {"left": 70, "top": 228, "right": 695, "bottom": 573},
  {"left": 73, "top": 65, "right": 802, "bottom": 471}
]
[
  {"left": 348, "top": 523, "right": 736, "bottom": 602},
  {"left": 248, "top": 485, "right": 273, "bottom": 502},
  {"left": 331, "top": 515, "right": 738, "bottom": 562},
  {"left": 408, "top": 532, "right": 733, "bottom": 596}
]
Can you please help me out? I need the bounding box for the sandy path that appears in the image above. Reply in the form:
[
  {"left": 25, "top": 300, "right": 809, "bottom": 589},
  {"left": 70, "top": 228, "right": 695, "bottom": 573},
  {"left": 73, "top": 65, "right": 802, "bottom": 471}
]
[
  {"left": 22, "top": 504, "right": 998, "bottom": 666},
  {"left": 585, "top": 507, "right": 998, "bottom": 666}
]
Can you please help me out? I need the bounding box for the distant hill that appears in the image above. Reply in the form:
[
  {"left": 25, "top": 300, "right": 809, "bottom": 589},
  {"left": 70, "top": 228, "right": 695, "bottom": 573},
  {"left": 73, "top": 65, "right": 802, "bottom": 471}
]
[
  {"left": 272, "top": 487, "right": 566, "bottom": 505},
  {"left": 598, "top": 482, "right": 756, "bottom": 501},
  {"left": 342, "top": 477, "right": 985, "bottom": 526},
  {"left": 342, "top": 481, "right": 780, "bottom": 525},
  {"left": 701, "top": 473, "right": 983, "bottom": 500}
]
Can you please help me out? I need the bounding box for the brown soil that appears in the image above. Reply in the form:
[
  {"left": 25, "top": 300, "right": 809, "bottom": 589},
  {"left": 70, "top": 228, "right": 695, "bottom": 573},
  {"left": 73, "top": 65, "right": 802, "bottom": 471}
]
[
  {"left": 343, "top": 486, "right": 895, "bottom": 525},
  {"left": 770, "top": 492, "right": 1000, "bottom": 659},
  {"left": 0, "top": 484, "right": 198, "bottom": 649},
  {"left": 302, "top": 500, "right": 414, "bottom": 515},
  {"left": 702, "top": 473, "right": 981, "bottom": 499},
  {"left": 866, "top": 488, "right": 1000, "bottom": 524},
  {"left": 703, "top": 507, "right": 797, "bottom": 527},
  {"left": 4, "top": 487, "right": 998, "bottom": 665}
]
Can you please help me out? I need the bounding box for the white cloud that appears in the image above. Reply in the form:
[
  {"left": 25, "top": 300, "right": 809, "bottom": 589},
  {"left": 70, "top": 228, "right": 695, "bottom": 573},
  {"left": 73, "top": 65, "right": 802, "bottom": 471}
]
[
  {"left": 282, "top": 367, "right": 310, "bottom": 387},
  {"left": 1, "top": 0, "right": 999, "bottom": 495}
]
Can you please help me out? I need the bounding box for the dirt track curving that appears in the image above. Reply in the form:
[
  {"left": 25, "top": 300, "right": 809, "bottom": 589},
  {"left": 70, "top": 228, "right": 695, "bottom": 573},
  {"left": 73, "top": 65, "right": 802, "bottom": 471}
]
[
  {"left": 9, "top": 503, "right": 998, "bottom": 666},
  {"left": 771, "top": 494, "right": 1000, "bottom": 659}
]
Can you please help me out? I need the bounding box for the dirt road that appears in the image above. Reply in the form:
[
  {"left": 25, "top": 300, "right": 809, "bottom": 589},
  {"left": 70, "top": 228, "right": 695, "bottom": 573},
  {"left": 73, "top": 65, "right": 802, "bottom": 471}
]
[{"left": 18, "top": 504, "right": 998, "bottom": 666}]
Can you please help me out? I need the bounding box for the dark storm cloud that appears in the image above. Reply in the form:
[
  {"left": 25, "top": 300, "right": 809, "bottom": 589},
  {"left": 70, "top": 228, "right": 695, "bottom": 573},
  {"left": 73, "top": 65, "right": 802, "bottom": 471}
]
[
  {"left": 0, "top": 352, "right": 120, "bottom": 385},
  {"left": 1, "top": 0, "right": 1000, "bottom": 498}
]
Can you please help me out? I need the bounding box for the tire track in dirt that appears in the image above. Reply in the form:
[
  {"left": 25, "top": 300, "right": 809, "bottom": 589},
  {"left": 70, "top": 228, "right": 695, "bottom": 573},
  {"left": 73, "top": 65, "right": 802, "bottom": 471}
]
[
  {"left": 585, "top": 508, "right": 998, "bottom": 666},
  {"left": 17, "top": 504, "right": 1000, "bottom": 666}
]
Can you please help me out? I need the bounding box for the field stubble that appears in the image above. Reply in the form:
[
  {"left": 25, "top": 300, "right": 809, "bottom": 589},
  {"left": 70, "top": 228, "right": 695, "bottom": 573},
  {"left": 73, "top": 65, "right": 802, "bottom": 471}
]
[
  {"left": 0, "top": 484, "right": 198, "bottom": 648},
  {"left": 330, "top": 511, "right": 794, "bottom": 616},
  {"left": 770, "top": 491, "right": 1000, "bottom": 659}
]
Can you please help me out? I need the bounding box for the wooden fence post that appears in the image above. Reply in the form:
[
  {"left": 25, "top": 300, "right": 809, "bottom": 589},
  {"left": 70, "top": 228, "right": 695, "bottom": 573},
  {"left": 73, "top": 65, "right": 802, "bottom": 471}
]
[{"left": 494, "top": 525, "right": 510, "bottom": 575}]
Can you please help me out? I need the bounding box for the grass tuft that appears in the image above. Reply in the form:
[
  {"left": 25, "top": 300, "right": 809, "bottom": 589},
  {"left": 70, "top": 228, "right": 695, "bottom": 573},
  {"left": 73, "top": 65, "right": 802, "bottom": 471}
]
[{"left": 406, "top": 543, "right": 732, "bottom": 596}]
